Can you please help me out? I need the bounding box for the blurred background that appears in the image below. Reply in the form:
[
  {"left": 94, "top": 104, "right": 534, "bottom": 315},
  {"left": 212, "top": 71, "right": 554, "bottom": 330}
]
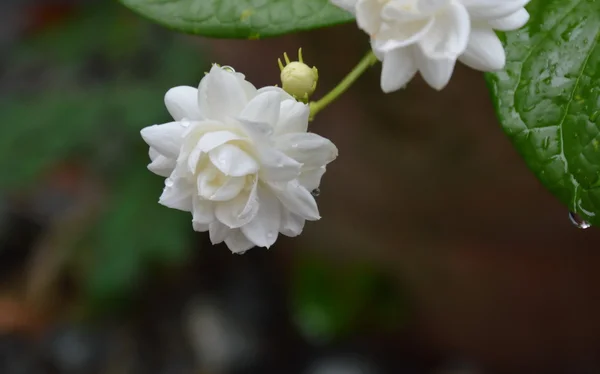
[{"left": 2, "top": 1, "right": 600, "bottom": 373}]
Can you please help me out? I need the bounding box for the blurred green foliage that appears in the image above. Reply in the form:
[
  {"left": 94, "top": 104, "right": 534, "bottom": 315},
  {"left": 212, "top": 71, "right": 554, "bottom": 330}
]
[
  {"left": 0, "top": 3, "right": 206, "bottom": 310},
  {"left": 292, "top": 256, "right": 408, "bottom": 343}
]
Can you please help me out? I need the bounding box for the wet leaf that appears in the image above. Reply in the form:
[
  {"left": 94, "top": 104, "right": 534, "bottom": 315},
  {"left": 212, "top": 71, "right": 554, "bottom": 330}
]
[
  {"left": 486, "top": 0, "right": 600, "bottom": 225},
  {"left": 119, "top": 0, "right": 354, "bottom": 39}
]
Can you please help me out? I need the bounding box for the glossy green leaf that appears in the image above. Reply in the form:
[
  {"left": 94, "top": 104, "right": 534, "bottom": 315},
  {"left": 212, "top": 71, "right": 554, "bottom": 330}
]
[
  {"left": 486, "top": 0, "right": 600, "bottom": 225},
  {"left": 119, "top": 0, "right": 354, "bottom": 39}
]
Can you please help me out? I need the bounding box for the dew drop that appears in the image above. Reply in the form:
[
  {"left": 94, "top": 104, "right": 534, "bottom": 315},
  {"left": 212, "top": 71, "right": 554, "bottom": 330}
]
[
  {"left": 569, "top": 211, "right": 591, "bottom": 229},
  {"left": 266, "top": 232, "right": 274, "bottom": 239},
  {"left": 311, "top": 188, "right": 320, "bottom": 197},
  {"left": 292, "top": 144, "right": 299, "bottom": 148},
  {"left": 165, "top": 178, "right": 174, "bottom": 187},
  {"left": 541, "top": 136, "right": 550, "bottom": 150}
]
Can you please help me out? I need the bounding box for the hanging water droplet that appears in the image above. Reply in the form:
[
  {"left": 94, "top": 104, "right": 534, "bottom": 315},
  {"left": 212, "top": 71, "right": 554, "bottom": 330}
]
[
  {"left": 569, "top": 211, "right": 591, "bottom": 229},
  {"left": 165, "top": 178, "right": 174, "bottom": 187},
  {"left": 311, "top": 188, "right": 320, "bottom": 197}
]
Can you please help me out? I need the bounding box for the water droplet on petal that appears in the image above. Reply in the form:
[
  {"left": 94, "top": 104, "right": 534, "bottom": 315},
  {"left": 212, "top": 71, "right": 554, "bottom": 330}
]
[
  {"left": 221, "top": 65, "right": 236, "bottom": 72},
  {"left": 311, "top": 188, "right": 320, "bottom": 197},
  {"left": 180, "top": 118, "right": 190, "bottom": 128},
  {"left": 266, "top": 232, "right": 274, "bottom": 239},
  {"left": 165, "top": 178, "right": 174, "bottom": 187},
  {"left": 569, "top": 211, "right": 591, "bottom": 229},
  {"left": 292, "top": 144, "right": 299, "bottom": 148}
]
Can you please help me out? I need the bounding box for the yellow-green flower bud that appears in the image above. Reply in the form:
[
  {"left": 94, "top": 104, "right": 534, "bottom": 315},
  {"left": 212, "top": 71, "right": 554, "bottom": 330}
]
[{"left": 278, "top": 48, "right": 319, "bottom": 102}]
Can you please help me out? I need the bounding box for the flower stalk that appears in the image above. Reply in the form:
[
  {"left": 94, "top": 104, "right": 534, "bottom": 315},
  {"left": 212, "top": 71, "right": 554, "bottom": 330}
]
[{"left": 309, "top": 50, "right": 378, "bottom": 121}]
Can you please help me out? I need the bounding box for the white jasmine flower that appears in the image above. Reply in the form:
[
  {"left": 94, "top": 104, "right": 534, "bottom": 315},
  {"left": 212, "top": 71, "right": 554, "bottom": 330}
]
[
  {"left": 331, "top": 0, "right": 529, "bottom": 92},
  {"left": 141, "top": 65, "right": 338, "bottom": 253}
]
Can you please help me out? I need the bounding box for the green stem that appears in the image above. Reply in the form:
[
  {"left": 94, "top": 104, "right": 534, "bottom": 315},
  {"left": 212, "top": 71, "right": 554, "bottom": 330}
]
[{"left": 309, "top": 50, "right": 378, "bottom": 120}]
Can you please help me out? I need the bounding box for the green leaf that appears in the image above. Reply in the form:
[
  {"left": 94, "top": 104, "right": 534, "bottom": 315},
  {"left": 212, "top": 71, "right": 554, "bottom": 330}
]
[
  {"left": 486, "top": 0, "right": 600, "bottom": 225},
  {"left": 119, "top": 0, "right": 354, "bottom": 39}
]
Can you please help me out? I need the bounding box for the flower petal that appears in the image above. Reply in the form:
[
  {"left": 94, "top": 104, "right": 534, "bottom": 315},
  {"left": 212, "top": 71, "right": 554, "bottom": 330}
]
[
  {"left": 215, "top": 179, "right": 259, "bottom": 228},
  {"left": 458, "top": 27, "right": 506, "bottom": 71},
  {"left": 463, "top": 0, "right": 530, "bottom": 21},
  {"left": 197, "top": 131, "right": 244, "bottom": 153},
  {"left": 356, "top": 0, "right": 384, "bottom": 35},
  {"left": 380, "top": 48, "right": 418, "bottom": 92},
  {"left": 164, "top": 86, "right": 202, "bottom": 121},
  {"left": 268, "top": 181, "right": 320, "bottom": 221},
  {"left": 198, "top": 65, "right": 248, "bottom": 121},
  {"left": 256, "top": 86, "right": 295, "bottom": 101},
  {"left": 209, "top": 221, "right": 229, "bottom": 244},
  {"left": 209, "top": 143, "right": 259, "bottom": 177},
  {"left": 274, "top": 100, "right": 309, "bottom": 136},
  {"left": 298, "top": 166, "right": 327, "bottom": 191},
  {"left": 192, "top": 222, "right": 209, "bottom": 232},
  {"left": 197, "top": 171, "right": 245, "bottom": 202},
  {"left": 258, "top": 148, "right": 302, "bottom": 182},
  {"left": 141, "top": 122, "right": 185, "bottom": 159},
  {"left": 418, "top": 2, "right": 470, "bottom": 59},
  {"left": 159, "top": 178, "right": 193, "bottom": 212},
  {"left": 415, "top": 49, "right": 456, "bottom": 90},
  {"left": 275, "top": 133, "right": 338, "bottom": 169},
  {"left": 239, "top": 91, "right": 281, "bottom": 128},
  {"left": 148, "top": 148, "right": 176, "bottom": 177},
  {"left": 240, "top": 186, "right": 281, "bottom": 248},
  {"left": 224, "top": 229, "right": 255, "bottom": 254},
  {"left": 237, "top": 118, "right": 273, "bottom": 143},
  {"left": 487, "top": 8, "right": 529, "bottom": 31},
  {"left": 192, "top": 195, "right": 215, "bottom": 225},
  {"left": 280, "top": 210, "right": 305, "bottom": 237}
]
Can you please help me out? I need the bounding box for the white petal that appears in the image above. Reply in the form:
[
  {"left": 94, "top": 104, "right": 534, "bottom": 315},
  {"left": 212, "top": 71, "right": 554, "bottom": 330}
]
[
  {"left": 197, "top": 172, "right": 245, "bottom": 202},
  {"left": 373, "top": 18, "right": 434, "bottom": 54},
  {"left": 209, "top": 144, "right": 259, "bottom": 177},
  {"left": 209, "top": 221, "right": 229, "bottom": 244},
  {"left": 257, "top": 148, "right": 302, "bottom": 182},
  {"left": 415, "top": 49, "right": 456, "bottom": 90},
  {"left": 148, "top": 149, "right": 176, "bottom": 177},
  {"left": 418, "top": 2, "right": 470, "bottom": 59},
  {"left": 280, "top": 210, "right": 305, "bottom": 237},
  {"left": 224, "top": 229, "right": 255, "bottom": 254},
  {"left": 198, "top": 65, "right": 248, "bottom": 121},
  {"left": 380, "top": 48, "right": 418, "bottom": 93},
  {"left": 192, "top": 222, "right": 209, "bottom": 232},
  {"left": 487, "top": 8, "right": 529, "bottom": 31},
  {"left": 356, "top": 0, "right": 383, "bottom": 35},
  {"left": 240, "top": 186, "right": 281, "bottom": 248},
  {"left": 164, "top": 86, "right": 202, "bottom": 121},
  {"left": 159, "top": 178, "right": 193, "bottom": 212},
  {"left": 330, "top": 0, "right": 357, "bottom": 13},
  {"left": 256, "top": 86, "right": 295, "bottom": 101},
  {"left": 274, "top": 100, "right": 309, "bottom": 136},
  {"left": 215, "top": 179, "right": 259, "bottom": 228},
  {"left": 463, "top": 0, "right": 530, "bottom": 21},
  {"left": 197, "top": 131, "right": 244, "bottom": 153},
  {"left": 239, "top": 91, "right": 281, "bottom": 128},
  {"left": 458, "top": 27, "right": 506, "bottom": 71},
  {"left": 141, "top": 122, "right": 185, "bottom": 159},
  {"left": 237, "top": 118, "right": 273, "bottom": 143},
  {"left": 298, "top": 166, "right": 327, "bottom": 191},
  {"left": 269, "top": 181, "right": 320, "bottom": 221},
  {"left": 275, "top": 133, "right": 338, "bottom": 169},
  {"left": 192, "top": 195, "right": 215, "bottom": 225}
]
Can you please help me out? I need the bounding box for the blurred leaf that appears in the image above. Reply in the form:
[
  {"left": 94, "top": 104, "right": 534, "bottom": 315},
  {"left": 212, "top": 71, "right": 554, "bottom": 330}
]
[
  {"left": 0, "top": 2, "right": 205, "bottom": 311},
  {"left": 486, "top": 0, "right": 600, "bottom": 225},
  {"left": 291, "top": 257, "right": 406, "bottom": 343},
  {"left": 119, "top": 0, "right": 354, "bottom": 39},
  {"left": 84, "top": 162, "right": 191, "bottom": 310}
]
